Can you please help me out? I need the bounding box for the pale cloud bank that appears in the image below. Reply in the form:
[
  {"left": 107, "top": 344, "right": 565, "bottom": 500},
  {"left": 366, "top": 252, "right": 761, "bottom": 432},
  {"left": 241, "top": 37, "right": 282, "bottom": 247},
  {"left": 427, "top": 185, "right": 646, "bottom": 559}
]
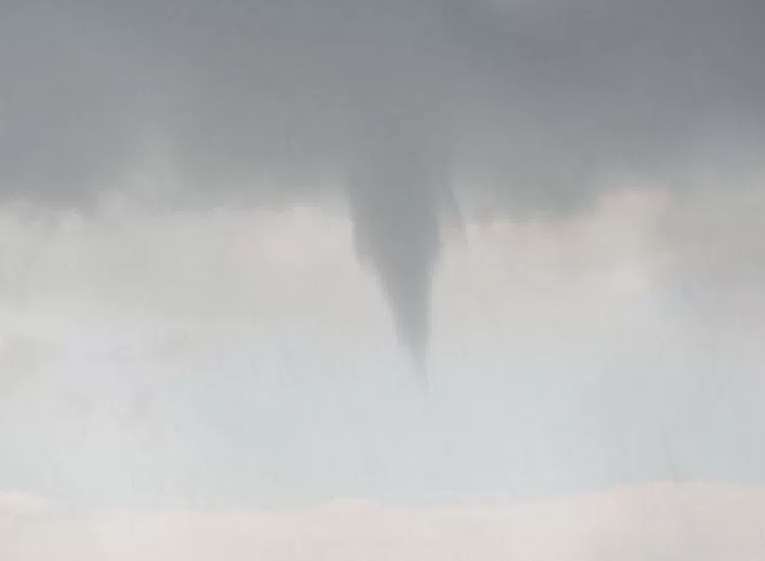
[{"left": 3, "top": 483, "right": 765, "bottom": 560}]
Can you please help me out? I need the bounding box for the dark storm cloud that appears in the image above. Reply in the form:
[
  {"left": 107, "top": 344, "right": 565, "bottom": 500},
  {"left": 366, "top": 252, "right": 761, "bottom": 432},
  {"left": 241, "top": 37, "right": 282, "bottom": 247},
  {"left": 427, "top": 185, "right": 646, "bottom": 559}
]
[{"left": 2, "top": 0, "right": 764, "bottom": 356}]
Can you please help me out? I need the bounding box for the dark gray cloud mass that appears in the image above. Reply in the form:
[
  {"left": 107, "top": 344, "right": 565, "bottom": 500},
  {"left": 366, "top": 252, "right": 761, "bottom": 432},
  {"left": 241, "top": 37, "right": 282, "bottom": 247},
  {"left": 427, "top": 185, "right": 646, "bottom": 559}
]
[{"left": 2, "top": 0, "right": 764, "bottom": 355}]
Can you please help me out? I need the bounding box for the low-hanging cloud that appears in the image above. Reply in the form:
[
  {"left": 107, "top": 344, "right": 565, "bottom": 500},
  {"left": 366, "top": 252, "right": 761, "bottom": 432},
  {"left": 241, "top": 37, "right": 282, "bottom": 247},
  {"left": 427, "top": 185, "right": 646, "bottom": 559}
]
[
  {"left": 2, "top": 0, "right": 764, "bottom": 357},
  {"left": 4, "top": 484, "right": 765, "bottom": 561}
]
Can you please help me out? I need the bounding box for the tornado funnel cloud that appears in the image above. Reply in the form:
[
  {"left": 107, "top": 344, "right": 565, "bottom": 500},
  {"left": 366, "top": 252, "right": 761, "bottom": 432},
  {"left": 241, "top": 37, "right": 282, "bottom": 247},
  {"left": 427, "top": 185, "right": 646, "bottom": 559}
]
[{"left": 348, "top": 118, "right": 444, "bottom": 365}]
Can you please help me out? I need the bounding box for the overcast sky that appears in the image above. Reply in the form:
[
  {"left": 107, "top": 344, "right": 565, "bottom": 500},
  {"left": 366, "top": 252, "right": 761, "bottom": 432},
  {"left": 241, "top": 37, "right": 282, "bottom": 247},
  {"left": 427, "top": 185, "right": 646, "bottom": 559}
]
[{"left": 2, "top": 0, "right": 765, "bottom": 556}]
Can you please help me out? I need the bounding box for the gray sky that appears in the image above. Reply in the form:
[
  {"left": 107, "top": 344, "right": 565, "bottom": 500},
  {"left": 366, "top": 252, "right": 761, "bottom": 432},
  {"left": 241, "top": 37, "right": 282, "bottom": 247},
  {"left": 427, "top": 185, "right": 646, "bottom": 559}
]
[{"left": 1, "top": 0, "right": 765, "bottom": 522}]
